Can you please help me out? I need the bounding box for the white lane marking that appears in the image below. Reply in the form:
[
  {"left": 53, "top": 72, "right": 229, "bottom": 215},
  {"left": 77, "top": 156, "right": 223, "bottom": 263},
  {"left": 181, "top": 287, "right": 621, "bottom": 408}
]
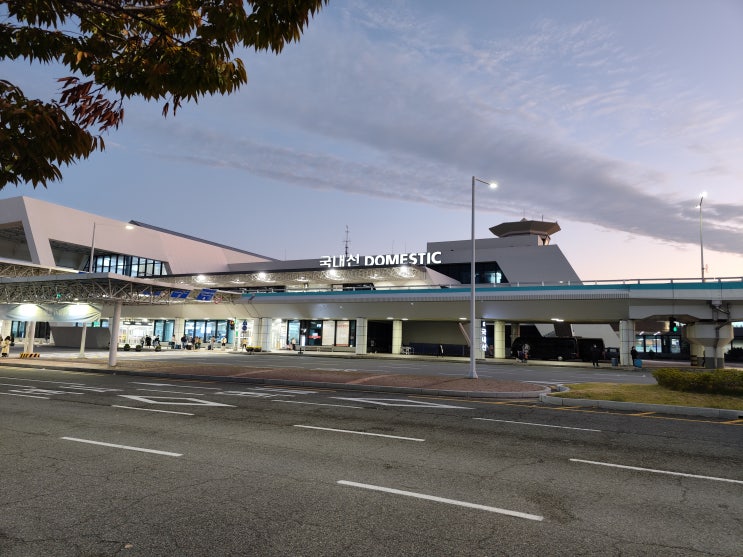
[
  {"left": 274, "top": 400, "right": 364, "bottom": 409},
  {"left": 570, "top": 459, "right": 743, "bottom": 485},
  {"left": 217, "top": 391, "right": 283, "bottom": 398},
  {"left": 294, "top": 425, "right": 424, "bottom": 442},
  {"left": 333, "top": 397, "right": 471, "bottom": 409},
  {"left": 337, "top": 481, "right": 544, "bottom": 521},
  {"left": 8, "top": 388, "right": 83, "bottom": 396},
  {"left": 131, "top": 382, "right": 219, "bottom": 390},
  {"left": 0, "top": 377, "right": 112, "bottom": 387},
  {"left": 475, "top": 418, "right": 601, "bottom": 432},
  {"left": 119, "top": 395, "right": 234, "bottom": 407},
  {"left": 111, "top": 405, "right": 195, "bottom": 416},
  {"left": 0, "top": 392, "right": 49, "bottom": 399},
  {"left": 252, "top": 387, "right": 318, "bottom": 395},
  {"left": 0, "top": 378, "right": 123, "bottom": 392},
  {"left": 61, "top": 437, "right": 182, "bottom": 457},
  {"left": 136, "top": 388, "right": 217, "bottom": 395}
]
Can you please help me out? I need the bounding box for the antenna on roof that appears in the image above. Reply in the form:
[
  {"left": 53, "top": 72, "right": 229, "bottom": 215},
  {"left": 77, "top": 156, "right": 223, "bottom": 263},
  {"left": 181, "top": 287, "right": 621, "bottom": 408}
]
[{"left": 344, "top": 225, "right": 350, "bottom": 257}]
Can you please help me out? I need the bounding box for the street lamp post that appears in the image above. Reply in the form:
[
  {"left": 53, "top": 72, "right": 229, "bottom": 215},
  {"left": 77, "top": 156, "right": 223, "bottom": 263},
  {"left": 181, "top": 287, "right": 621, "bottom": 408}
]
[
  {"left": 89, "top": 221, "right": 134, "bottom": 273},
  {"left": 81, "top": 221, "right": 133, "bottom": 359},
  {"left": 89, "top": 222, "right": 98, "bottom": 272},
  {"left": 698, "top": 192, "right": 707, "bottom": 282},
  {"left": 470, "top": 176, "right": 498, "bottom": 380}
]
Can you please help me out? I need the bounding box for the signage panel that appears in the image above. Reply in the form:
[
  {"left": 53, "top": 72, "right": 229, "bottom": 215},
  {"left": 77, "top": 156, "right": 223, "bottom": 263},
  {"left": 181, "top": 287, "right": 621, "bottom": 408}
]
[{"left": 319, "top": 251, "right": 442, "bottom": 269}]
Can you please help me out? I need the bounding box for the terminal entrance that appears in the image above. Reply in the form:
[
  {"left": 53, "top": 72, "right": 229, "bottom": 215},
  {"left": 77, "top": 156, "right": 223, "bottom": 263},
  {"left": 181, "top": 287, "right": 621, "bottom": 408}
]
[{"left": 367, "top": 321, "right": 392, "bottom": 354}]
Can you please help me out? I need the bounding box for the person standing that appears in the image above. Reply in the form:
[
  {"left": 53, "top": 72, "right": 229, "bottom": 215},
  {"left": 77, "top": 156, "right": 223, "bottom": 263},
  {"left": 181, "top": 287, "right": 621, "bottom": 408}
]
[
  {"left": 630, "top": 346, "right": 638, "bottom": 367},
  {"left": 1, "top": 336, "right": 10, "bottom": 357}
]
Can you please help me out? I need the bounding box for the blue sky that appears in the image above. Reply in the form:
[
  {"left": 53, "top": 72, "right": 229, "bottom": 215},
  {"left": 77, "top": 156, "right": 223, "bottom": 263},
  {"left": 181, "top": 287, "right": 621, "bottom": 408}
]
[{"left": 3, "top": 0, "right": 742, "bottom": 280}]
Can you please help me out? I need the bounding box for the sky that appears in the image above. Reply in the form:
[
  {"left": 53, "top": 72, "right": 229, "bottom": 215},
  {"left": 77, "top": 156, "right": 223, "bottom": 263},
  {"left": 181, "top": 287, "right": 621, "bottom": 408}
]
[{"left": 2, "top": 0, "right": 742, "bottom": 281}]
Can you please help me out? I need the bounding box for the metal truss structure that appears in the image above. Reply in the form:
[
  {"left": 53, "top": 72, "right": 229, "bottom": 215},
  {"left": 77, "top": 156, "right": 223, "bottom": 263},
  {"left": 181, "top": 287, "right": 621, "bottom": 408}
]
[{"left": 0, "top": 273, "right": 239, "bottom": 305}]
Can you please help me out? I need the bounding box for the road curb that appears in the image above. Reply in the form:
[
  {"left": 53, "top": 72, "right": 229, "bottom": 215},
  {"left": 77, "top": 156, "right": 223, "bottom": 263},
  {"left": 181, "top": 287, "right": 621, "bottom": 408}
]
[{"left": 539, "top": 394, "right": 743, "bottom": 419}]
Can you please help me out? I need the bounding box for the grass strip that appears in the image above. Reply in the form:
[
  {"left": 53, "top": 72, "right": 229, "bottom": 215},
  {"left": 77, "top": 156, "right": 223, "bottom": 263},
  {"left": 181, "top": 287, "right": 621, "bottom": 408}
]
[{"left": 559, "top": 383, "right": 743, "bottom": 411}]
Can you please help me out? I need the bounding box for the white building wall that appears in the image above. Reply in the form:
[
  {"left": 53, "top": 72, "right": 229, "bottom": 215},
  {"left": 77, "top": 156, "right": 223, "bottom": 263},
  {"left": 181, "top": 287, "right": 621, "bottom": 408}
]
[{"left": 0, "top": 197, "right": 272, "bottom": 273}]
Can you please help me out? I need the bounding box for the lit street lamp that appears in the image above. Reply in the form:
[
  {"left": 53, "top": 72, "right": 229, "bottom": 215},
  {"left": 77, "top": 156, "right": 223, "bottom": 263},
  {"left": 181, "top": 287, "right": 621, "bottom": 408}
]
[
  {"left": 697, "top": 192, "right": 707, "bottom": 282},
  {"left": 470, "top": 176, "right": 498, "bottom": 379}
]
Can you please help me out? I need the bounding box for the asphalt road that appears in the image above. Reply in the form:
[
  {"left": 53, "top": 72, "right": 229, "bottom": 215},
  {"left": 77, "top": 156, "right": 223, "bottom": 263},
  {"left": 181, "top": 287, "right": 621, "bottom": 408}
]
[
  {"left": 229, "top": 352, "right": 659, "bottom": 385},
  {"left": 1, "top": 366, "right": 741, "bottom": 556},
  {"left": 39, "top": 346, "right": 661, "bottom": 385}
]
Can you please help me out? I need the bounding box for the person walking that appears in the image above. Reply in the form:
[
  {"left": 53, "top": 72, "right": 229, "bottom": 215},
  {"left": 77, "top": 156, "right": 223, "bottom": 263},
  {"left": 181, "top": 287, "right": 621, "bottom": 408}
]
[
  {"left": 1, "top": 336, "right": 10, "bottom": 357},
  {"left": 590, "top": 344, "right": 601, "bottom": 367}
]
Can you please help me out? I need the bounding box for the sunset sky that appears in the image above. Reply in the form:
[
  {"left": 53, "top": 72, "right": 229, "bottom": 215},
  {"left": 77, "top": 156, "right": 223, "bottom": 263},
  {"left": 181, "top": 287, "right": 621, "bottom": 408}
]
[{"left": 3, "top": 0, "right": 742, "bottom": 281}]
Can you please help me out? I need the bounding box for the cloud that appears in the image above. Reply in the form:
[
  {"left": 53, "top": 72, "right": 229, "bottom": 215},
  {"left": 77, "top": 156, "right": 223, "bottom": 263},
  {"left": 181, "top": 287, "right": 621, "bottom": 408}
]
[{"left": 119, "top": 1, "right": 743, "bottom": 256}]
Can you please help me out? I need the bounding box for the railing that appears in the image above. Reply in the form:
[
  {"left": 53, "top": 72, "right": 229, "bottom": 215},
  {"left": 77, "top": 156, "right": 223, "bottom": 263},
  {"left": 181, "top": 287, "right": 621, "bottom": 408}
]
[{"left": 245, "top": 276, "right": 743, "bottom": 296}]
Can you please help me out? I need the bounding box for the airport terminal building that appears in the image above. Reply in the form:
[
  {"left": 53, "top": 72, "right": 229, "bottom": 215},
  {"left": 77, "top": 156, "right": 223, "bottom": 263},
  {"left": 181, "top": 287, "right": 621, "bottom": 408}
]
[{"left": 1, "top": 196, "right": 726, "bottom": 363}]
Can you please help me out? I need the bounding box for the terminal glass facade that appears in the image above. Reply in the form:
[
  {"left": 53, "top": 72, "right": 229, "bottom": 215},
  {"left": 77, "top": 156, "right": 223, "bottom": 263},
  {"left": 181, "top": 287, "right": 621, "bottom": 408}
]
[{"left": 90, "top": 253, "right": 169, "bottom": 277}]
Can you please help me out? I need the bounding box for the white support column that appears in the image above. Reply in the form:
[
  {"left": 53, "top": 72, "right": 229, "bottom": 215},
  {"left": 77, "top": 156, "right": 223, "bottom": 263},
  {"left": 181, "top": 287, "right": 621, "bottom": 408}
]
[
  {"left": 391, "top": 320, "right": 403, "bottom": 355},
  {"left": 173, "top": 318, "right": 185, "bottom": 346},
  {"left": 108, "top": 301, "right": 122, "bottom": 367},
  {"left": 493, "top": 320, "right": 506, "bottom": 358},
  {"left": 24, "top": 321, "right": 36, "bottom": 354},
  {"left": 689, "top": 342, "right": 705, "bottom": 366},
  {"left": 259, "top": 318, "right": 273, "bottom": 352},
  {"left": 686, "top": 322, "right": 733, "bottom": 369},
  {"left": 251, "top": 318, "right": 261, "bottom": 347},
  {"left": 355, "top": 318, "right": 368, "bottom": 355},
  {"left": 78, "top": 323, "right": 88, "bottom": 358},
  {"left": 619, "top": 320, "right": 635, "bottom": 366}
]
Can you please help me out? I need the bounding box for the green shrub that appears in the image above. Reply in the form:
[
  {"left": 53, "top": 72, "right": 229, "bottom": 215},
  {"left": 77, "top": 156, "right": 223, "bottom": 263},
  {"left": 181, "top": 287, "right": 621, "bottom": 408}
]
[{"left": 653, "top": 368, "right": 743, "bottom": 396}]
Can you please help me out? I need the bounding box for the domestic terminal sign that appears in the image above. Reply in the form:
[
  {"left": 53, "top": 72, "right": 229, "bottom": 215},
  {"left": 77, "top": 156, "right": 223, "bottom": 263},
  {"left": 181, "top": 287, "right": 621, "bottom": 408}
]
[{"left": 319, "top": 251, "right": 442, "bottom": 269}]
